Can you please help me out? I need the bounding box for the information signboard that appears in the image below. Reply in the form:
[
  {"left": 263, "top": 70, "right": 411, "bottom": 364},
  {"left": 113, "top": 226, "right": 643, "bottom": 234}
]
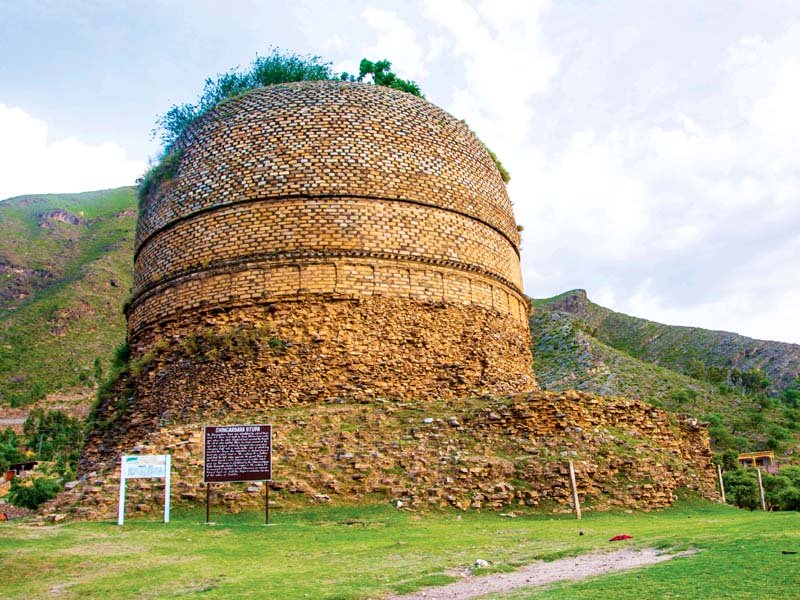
[
  {"left": 118, "top": 454, "right": 171, "bottom": 526},
  {"left": 203, "top": 424, "right": 272, "bottom": 483},
  {"left": 123, "top": 454, "right": 168, "bottom": 479}
]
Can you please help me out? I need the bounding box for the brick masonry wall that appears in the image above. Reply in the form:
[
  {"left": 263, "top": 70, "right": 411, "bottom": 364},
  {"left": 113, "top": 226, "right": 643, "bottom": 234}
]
[
  {"left": 136, "top": 81, "right": 519, "bottom": 250},
  {"left": 128, "top": 80, "right": 535, "bottom": 398},
  {"left": 129, "top": 259, "right": 530, "bottom": 343},
  {"left": 133, "top": 196, "right": 522, "bottom": 293}
]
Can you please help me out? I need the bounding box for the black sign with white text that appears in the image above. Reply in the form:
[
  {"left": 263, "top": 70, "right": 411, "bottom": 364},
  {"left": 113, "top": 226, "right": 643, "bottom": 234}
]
[{"left": 203, "top": 424, "right": 272, "bottom": 483}]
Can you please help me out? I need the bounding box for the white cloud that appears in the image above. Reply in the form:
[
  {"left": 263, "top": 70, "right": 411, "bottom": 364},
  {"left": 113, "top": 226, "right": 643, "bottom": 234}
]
[
  {"left": 0, "top": 104, "right": 145, "bottom": 201},
  {"left": 422, "top": 0, "right": 558, "bottom": 149},
  {"left": 619, "top": 256, "right": 800, "bottom": 344},
  {"left": 516, "top": 130, "right": 649, "bottom": 261},
  {"left": 516, "top": 22, "right": 800, "bottom": 342},
  {"left": 321, "top": 34, "right": 346, "bottom": 52},
  {"left": 360, "top": 7, "right": 428, "bottom": 80}
]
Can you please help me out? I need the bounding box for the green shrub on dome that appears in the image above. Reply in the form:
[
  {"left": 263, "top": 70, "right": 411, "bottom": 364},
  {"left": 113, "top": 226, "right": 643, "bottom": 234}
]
[{"left": 142, "top": 48, "right": 509, "bottom": 202}]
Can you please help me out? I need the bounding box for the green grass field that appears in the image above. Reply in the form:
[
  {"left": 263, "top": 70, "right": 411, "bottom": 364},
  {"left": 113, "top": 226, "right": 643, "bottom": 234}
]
[{"left": 1, "top": 500, "right": 797, "bottom": 599}]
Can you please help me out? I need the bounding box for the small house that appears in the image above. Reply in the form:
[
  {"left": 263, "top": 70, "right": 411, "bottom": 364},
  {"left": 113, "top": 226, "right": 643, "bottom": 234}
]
[{"left": 737, "top": 451, "right": 778, "bottom": 474}]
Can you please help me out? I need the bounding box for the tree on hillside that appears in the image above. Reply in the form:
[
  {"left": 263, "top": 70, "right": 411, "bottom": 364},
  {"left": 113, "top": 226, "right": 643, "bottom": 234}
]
[
  {"left": 731, "top": 368, "right": 770, "bottom": 395},
  {"left": 0, "top": 427, "right": 23, "bottom": 473},
  {"left": 782, "top": 378, "right": 800, "bottom": 408},
  {"left": 23, "top": 409, "right": 82, "bottom": 476}
]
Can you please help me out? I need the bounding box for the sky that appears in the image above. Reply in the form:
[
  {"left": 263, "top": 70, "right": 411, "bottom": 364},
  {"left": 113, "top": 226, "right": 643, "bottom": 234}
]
[{"left": 1, "top": 0, "right": 799, "bottom": 344}]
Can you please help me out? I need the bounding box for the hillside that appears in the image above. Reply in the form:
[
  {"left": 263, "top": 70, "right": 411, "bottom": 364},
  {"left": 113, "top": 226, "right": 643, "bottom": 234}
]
[
  {"left": 538, "top": 289, "right": 800, "bottom": 393},
  {"left": 0, "top": 188, "right": 135, "bottom": 408},
  {"left": 531, "top": 291, "right": 800, "bottom": 459}
]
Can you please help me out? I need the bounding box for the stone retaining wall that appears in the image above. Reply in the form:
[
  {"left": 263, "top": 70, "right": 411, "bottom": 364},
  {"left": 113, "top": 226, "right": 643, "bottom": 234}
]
[
  {"left": 53, "top": 390, "right": 717, "bottom": 522},
  {"left": 97, "top": 297, "right": 535, "bottom": 455}
]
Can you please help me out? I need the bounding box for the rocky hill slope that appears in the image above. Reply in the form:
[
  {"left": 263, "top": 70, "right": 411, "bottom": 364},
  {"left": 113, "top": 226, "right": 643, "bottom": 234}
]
[
  {"left": 531, "top": 291, "right": 800, "bottom": 460},
  {"left": 0, "top": 188, "right": 135, "bottom": 408},
  {"left": 538, "top": 289, "right": 800, "bottom": 393}
]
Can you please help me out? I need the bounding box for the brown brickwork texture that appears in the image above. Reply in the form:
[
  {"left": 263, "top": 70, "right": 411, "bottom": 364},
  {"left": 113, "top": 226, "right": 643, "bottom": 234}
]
[
  {"left": 129, "top": 81, "right": 535, "bottom": 396},
  {"left": 136, "top": 81, "right": 518, "bottom": 250}
]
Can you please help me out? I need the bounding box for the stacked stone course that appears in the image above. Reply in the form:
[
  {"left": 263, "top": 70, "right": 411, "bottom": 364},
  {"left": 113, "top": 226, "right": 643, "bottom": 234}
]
[{"left": 55, "top": 390, "right": 716, "bottom": 521}]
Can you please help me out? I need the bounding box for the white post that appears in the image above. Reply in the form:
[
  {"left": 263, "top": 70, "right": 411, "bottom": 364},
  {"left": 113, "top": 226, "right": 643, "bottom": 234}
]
[
  {"left": 568, "top": 459, "right": 582, "bottom": 520},
  {"left": 756, "top": 467, "right": 766, "bottom": 511},
  {"left": 717, "top": 464, "right": 726, "bottom": 504},
  {"left": 117, "top": 457, "right": 127, "bottom": 526},
  {"left": 164, "top": 455, "right": 171, "bottom": 523}
]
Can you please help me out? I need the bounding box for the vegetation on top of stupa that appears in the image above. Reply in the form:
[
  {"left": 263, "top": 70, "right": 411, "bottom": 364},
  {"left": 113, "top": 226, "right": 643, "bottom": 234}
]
[
  {"left": 138, "top": 49, "right": 508, "bottom": 204},
  {"left": 152, "top": 50, "right": 422, "bottom": 151}
]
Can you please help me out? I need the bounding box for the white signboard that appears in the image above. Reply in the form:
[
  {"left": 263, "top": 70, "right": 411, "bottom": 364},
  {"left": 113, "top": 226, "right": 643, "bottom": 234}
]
[
  {"left": 123, "top": 455, "right": 168, "bottom": 479},
  {"left": 118, "top": 454, "right": 171, "bottom": 526}
]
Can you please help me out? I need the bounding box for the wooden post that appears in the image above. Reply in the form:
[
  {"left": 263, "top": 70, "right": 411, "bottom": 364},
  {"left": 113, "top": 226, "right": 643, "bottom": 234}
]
[
  {"left": 717, "top": 464, "right": 726, "bottom": 504},
  {"left": 756, "top": 467, "right": 767, "bottom": 511},
  {"left": 568, "top": 459, "right": 582, "bottom": 520},
  {"left": 206, "top": 483, "right": 211, "bottom": 523},
  {"left": 265, "top": 482, "right": 270, "bottom": 525}
]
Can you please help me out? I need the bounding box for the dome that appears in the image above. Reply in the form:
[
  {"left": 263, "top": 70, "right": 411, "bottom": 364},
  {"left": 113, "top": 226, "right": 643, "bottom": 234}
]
[{"left": 127, "top": 80, "right": 534, "bottom": 400}]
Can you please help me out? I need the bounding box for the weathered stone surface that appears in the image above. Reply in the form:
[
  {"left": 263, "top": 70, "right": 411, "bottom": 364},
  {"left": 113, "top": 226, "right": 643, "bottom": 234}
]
[
  {"left": 53, "top": 391, "right": 716, "bottom": 521},
  {"left": 128, "top": 81, "right": 535, "bottom": 400}
]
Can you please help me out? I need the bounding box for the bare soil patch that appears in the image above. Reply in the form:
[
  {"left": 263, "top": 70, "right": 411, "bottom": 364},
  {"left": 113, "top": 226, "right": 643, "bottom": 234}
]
[{"left": 389, "top": 547, "right": 698, "bottom": 599}]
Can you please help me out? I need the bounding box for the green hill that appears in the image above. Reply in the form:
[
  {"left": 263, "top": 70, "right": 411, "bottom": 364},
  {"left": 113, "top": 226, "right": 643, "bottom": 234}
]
[
  {"left": 535, "top": 289, "right": 800, "bottom": 393},
  {"left": 0, "top": 188, "right": 135, "bottom": 407},
  {"left": 531, "top": 290, "right": 800, "bottom": 459}
]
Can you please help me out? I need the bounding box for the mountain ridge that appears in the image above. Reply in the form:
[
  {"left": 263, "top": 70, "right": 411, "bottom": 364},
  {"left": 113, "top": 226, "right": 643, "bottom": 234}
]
[
  {"left": 531, "top": 289, "right": 800, "bottom": 459},
  {"left": 537, "top": 288, "right": 800, "bottom": 393}
]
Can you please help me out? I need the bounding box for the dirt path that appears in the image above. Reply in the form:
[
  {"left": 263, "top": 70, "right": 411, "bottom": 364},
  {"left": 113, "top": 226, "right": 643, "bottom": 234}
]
[{"left": 388, "top": 547, "right": 697, "bottom": 599}]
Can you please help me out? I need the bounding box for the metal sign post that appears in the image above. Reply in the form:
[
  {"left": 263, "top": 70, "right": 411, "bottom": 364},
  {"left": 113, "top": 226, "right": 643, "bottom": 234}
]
[
  {"left": 203, "top": 424, "right": 272, "bottom": 524},
  {"left": 118, "top": 454, "right": 171, "bottom": 526},
  {"left": 206, "top": 483, "right": 211, "bottom": 524}
]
